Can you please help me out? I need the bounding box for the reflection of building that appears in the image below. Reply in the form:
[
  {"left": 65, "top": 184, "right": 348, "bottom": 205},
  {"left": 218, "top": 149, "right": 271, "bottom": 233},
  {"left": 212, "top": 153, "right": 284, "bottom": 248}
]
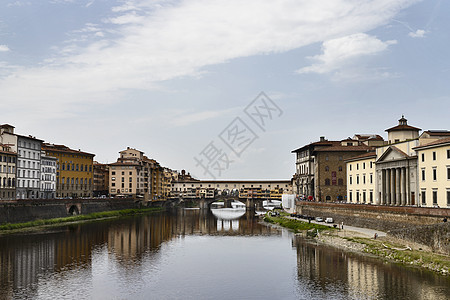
[{"left": 42, "top": 143, "right": 95, "bottom": 198}]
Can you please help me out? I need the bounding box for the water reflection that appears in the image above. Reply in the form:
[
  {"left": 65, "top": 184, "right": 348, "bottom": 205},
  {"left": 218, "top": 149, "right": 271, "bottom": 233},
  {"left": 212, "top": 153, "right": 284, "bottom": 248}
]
[
  {"left": 293, "top": 237, "right": 450, "bottom": 300},
  {"left": 0, "top": 209, "right": 449, "bottom": 300}
]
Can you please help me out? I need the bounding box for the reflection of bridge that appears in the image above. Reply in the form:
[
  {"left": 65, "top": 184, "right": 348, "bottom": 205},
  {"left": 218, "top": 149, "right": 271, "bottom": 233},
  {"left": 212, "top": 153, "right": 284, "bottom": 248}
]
[{"left": 162, "top": 196, "right": 270, "bottom": 210}]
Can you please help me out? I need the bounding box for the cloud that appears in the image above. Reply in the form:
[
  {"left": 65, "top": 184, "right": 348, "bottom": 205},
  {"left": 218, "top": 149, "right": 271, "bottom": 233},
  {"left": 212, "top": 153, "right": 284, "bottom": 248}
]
[
  {"left": 0, "top": 45, "right": 10, "bottom": 52},
  {"left": 297, "top": 33, "right": 397, "bottom": 74},
  {"left": 408, "top": 29, "right": 427, "bottom": 38},
  {"left": 0, "top": 0, "right": 418, "bottom": 117}
]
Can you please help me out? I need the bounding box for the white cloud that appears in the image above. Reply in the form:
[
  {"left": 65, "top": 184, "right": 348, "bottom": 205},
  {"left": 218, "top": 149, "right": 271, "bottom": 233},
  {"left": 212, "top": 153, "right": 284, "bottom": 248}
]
[
  {"left": 0, "top": 45, "right": 10, "bottom": 52},
  {"left": 0, "top": 0, "right": 418, "bottom": 117},
  {"left": 408, "top": 29, "right": 427, "bottom": 38},
  {"left": 297, "top": 33, "right": 397, "bottom": 74}
]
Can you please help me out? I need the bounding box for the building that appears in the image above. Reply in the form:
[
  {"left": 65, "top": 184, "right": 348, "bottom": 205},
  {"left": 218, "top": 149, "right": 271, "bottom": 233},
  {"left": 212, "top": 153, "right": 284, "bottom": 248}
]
[
  {"left": 0, "top": 146, "right": 17, "bottom": 200},
  {"left": 346, "top": 152, "right": 377, "bottom": 204},
  {"left": 108, "top": 147, "right": 167, "bottom": 200},
  {"left": 375, "top": 117, "right": 421, "bottom": 206},
  {"left": 0, "top": 124, "right": 43, "bottom": 199},
  {"left": 93, "top": 162, "right": 109, "bottom": 197},
  {"left": 40, "top": 152, "right": 57, "bottom": 199},
  {"left": 413, "top": 137, "right": 450, "bottom": 208},
  {"left": 291, "top": 137, "right": 340, "bottom": 199},
  {"left": 42, "top": 144, "right": 95, "bottom": 198},
  {"left": 170, "top": 180, "right": 292, "bottom": 200},
  {"left": 313, "top": 140, "right": 373, "bottom": 202}
]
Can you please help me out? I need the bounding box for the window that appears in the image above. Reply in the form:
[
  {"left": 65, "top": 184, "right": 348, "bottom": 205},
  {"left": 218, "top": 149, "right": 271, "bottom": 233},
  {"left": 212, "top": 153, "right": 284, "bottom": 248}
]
[
  {"left": 357, "top": 163, "right": 359, "bottom": 170},
  {"left": 433, "top": 190, "right": 438, "bottom": 205},
  {"left": 350, "top": 165, "right": 352, "bottom": 171},
  {"left": 422, "top": 168, "right": 426, "bottom": 181},
  {"left": 349, "top": 191, "right": 353, "bottom": 202},
  {"left": 422, "top": 153, "right": 425, "bottom": 162},
  {"left": 433, "top": 151, "right": 436, "bottom": 160},
  {"left": 325, "top": 155, "right": 329, "bottom": 161},
  {"left": 338, "top": 178, "right": 343, "bottom": 185},
  {"left": 338, "top": 166, "right": 343, "bottom": 171},
  {"left": 356, "top": 191, "right": 360, "bottom": 202},
  {"left": 370, "top": 161, "right": 373, "bottom": 168},
  {"left": 421, "top": 190, "right": 426, "bottom": 205},
  {"left": 129, "top": 171, "right": 132, "bottom": 175},
  {"left": 447, "top": 167, "right": 450, "bottom": 180},
  {"left": 363, "top": 163, "right": 365, "bottom": 169},
  {"left": 447, "top": 149, "right": 450, "bottom": 159},
  {"left": 111, "top": 177, "right": 115, "bottom": 181},
  {"left": 112, "top": 171, "right": 116, "bottom": 175},
  {"left": 325, "top": 166, "right": 329, "bottom": 171},
  {"left": 349, "top": 176, "right": 352, "bottom": 184},
  {"left": 325, "top": 179, "right": 330, "bottom": 185},
  {"left": 363, "top": 174, "right": 366, "bottom": 184},
  {"left": 356, "top": 175, "right": 359, "bottom": 184},
  {"left": 433, "top": 168, "right": 437, "bottom": 181},
  {"left": 339, "top": 156, "right": 343, "bottom": 161},
  {"left": 370, "top": 191, "right": 373, "bottom": 203},
  {"left": 447, "top": 190, "right": 450, "bottom": 206},
  {"left": 370, "top": 173, "right": 373, "bottom": 184},
  {"left": 363, "top": 191, "right": 366, "bottom": 203}
]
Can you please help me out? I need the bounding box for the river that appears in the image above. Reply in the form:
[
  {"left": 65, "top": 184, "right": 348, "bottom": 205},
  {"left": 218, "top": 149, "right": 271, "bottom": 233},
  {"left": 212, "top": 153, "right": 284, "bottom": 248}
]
[{"left": 0, "top": 209, "right": 449, "bottom": 300}]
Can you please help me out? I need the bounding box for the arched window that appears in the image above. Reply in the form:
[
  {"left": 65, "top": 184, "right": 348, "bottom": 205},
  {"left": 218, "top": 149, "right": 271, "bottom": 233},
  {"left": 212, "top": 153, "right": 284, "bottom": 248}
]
[
  {"left": 325, "top": 179, "right": 330, "bottom": 185},
  {"left": 338, "top": 178, "right": 344, "bottom": 185},
  {"left": 326, "top": 196, "right": 331, "bottom": 201},
  {"left": 325, "top": 166, "right": 329, "bottom": 172}
]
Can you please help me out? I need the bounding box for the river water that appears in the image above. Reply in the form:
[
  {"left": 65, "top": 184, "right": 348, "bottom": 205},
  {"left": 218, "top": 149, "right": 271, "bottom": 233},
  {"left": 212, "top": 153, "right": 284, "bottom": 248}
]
[{"left": 0, "top": 209, "right": 449, "bottom": 300}]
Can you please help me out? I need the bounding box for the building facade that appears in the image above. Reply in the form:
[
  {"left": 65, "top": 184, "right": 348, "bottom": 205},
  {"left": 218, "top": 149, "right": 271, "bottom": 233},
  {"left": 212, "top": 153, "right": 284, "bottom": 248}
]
[
  {"left": 375, "top": 117, "right": 421, "bottom": 206},
  {"left": 40, "top": 152, "right": 57, "bottom": 199},
  {"left": 413, "top": 137, "right": 450, "bottom": 208},
  {"left": 0, "top": 124, "right": 43, "bottom": 199},
  {"left": 0, "top": 148, "right": 17, "bottom": 200},
  {"left": 346, "top": 152, "right": 376, "bottom": 204},
  {"left": 93, "top": 162, "right": 109, "bottom": 197},
  {"left": 42, "top": 144, "right": 95, "bottom": 198}
]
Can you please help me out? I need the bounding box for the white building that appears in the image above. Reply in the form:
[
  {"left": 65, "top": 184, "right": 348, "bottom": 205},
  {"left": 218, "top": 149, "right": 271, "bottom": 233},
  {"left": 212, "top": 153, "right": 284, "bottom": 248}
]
[
  {"left": 346, "top": 152, "right": 376, "bottom": 204},
  {"left": 40, "top": 152, "right": 57, "bottom": 199},
  {"left": 0, "top": 124, "right": 43, "bottom": 199}
]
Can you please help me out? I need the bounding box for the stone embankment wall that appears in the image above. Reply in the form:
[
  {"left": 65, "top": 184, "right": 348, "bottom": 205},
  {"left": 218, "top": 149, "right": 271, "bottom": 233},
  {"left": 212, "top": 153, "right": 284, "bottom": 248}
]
[
  {"left": 296, "top": 202, "right": 450, "bottom": 255},
  {"left": 0, "top": 198, "right": 140, "bottom": 224}
]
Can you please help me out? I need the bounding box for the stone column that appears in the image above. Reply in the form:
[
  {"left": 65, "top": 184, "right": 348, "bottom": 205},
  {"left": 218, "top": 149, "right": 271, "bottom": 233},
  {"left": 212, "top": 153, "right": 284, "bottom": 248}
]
[
  {"left": 380, "top": 169, "right": 385, "bottom": 205},
  {"left": 395, "top": 168, "right": 401, "bottom": 206},
  {"left": 401, "top": 167, "right": 406, "bottom": 206},
  {"left": 386, "top": 169, "right": 390, "bottom": 205},
  {"left": 406, "top": 166, "right": 410, "bottom": 205},
  {"left": 390, "top": 168, "right": 395, "bottom": 206}
]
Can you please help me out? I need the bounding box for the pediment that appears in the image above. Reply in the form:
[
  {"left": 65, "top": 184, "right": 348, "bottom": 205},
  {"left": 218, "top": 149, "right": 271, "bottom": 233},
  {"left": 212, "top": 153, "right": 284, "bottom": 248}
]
[{"left": 377, "top": 146, "right": 409, "bottom": 163}]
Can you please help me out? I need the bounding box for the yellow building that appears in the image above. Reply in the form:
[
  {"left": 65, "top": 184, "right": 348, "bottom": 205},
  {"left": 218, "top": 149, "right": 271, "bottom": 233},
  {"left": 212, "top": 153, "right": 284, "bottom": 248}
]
[
  {"left": 346, "top": 152, "right": 376, "bottom": 204},
  {"left": 413, "top": 137, "right": 450, "bottom": 208},
  {"left": 42, "top": 144, "right": 95, "bottom": 198}
]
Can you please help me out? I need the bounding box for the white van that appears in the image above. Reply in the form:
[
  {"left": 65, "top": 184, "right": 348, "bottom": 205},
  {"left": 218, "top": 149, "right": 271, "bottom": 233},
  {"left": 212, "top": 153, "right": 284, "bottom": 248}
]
[{"left": 325, "top": 217, "right": 334, "bottom": 223}]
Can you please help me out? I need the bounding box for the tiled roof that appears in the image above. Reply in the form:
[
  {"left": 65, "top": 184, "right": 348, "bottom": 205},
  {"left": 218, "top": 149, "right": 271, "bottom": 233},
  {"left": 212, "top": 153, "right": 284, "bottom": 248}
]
[
  {"left": 42, "top": 143, "right": 95, "bottom": 156},
  {"left": 344, "top": 151, "right": 376, "bottom": 162},
  {"left": 422, "top": 130, "right": 450, "bottom": 136},
  {"left": 413, "top": 136, "right": 450, "bottom": 150},
  {"left": 385, "top": 124, "right": 421, "bottom": 132},
  {"left": 314, "top": 145, "right": 374, "bottom": 152},
  {"left": 291, "top": 140, "right": 340, "bottom": 153}
]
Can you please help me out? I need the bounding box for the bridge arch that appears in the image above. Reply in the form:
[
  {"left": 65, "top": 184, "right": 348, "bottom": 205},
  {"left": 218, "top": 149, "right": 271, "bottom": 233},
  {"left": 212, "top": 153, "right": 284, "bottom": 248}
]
[{"left": 68, "top": 205, "right": 79, "bottom": 215}]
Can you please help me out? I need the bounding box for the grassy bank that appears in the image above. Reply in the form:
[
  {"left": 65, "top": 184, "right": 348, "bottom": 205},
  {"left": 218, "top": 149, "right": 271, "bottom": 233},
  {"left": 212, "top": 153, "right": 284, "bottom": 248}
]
[
  {"left": 339, "top": 236, "right": 450, "bottom": 275},
  {"left": 264, "top": 213, "right": 333, "bottom": 234},
  {"left": 0, "top": 207, "right": 164, "bottom": 232}
]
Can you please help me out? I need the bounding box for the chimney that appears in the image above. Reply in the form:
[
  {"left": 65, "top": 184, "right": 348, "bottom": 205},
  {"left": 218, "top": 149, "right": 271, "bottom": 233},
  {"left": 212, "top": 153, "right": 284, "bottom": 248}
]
[{"left": 320, "top": 136, "right": 326, "bottom": 142}]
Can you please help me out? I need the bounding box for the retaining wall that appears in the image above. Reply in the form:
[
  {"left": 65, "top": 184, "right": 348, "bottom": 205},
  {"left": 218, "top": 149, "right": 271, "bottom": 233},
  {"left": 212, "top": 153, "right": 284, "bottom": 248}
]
[
  {"left": 0, "top": 198, "right": 140, "bottom": 224},
  {"left": 296, "top": 201, "right": 450, "bottom": 255}
]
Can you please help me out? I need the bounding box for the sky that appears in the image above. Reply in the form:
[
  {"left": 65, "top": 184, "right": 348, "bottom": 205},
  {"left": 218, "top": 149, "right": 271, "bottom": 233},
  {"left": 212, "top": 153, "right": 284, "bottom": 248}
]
[{"left": 1, "top": 0, "right": 449, "bottom": 180}]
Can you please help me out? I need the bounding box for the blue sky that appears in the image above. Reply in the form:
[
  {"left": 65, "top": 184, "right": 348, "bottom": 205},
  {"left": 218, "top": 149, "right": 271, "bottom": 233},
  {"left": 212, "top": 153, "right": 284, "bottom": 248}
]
[{"left": 1, "top": 0, "right": 449, "bottom": 180}]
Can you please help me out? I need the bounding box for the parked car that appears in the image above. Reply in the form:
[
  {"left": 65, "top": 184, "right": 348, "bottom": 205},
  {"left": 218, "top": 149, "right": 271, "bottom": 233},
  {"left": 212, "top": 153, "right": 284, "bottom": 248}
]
[
  {"left": 325, "top": 217, "right": 334, "bottom": 223},
  {"left": 315, "top": 217, "right": 324, "bottom": 222}
]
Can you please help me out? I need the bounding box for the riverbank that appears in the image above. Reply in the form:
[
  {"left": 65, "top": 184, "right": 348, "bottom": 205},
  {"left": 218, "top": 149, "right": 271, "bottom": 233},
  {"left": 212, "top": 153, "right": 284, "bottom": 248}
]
[
  {"left": 264, "top": 213, "right": 450, "bottom": 276},
  {"left": 0, "top": 207, "right": 165, "bottom": 234}
]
